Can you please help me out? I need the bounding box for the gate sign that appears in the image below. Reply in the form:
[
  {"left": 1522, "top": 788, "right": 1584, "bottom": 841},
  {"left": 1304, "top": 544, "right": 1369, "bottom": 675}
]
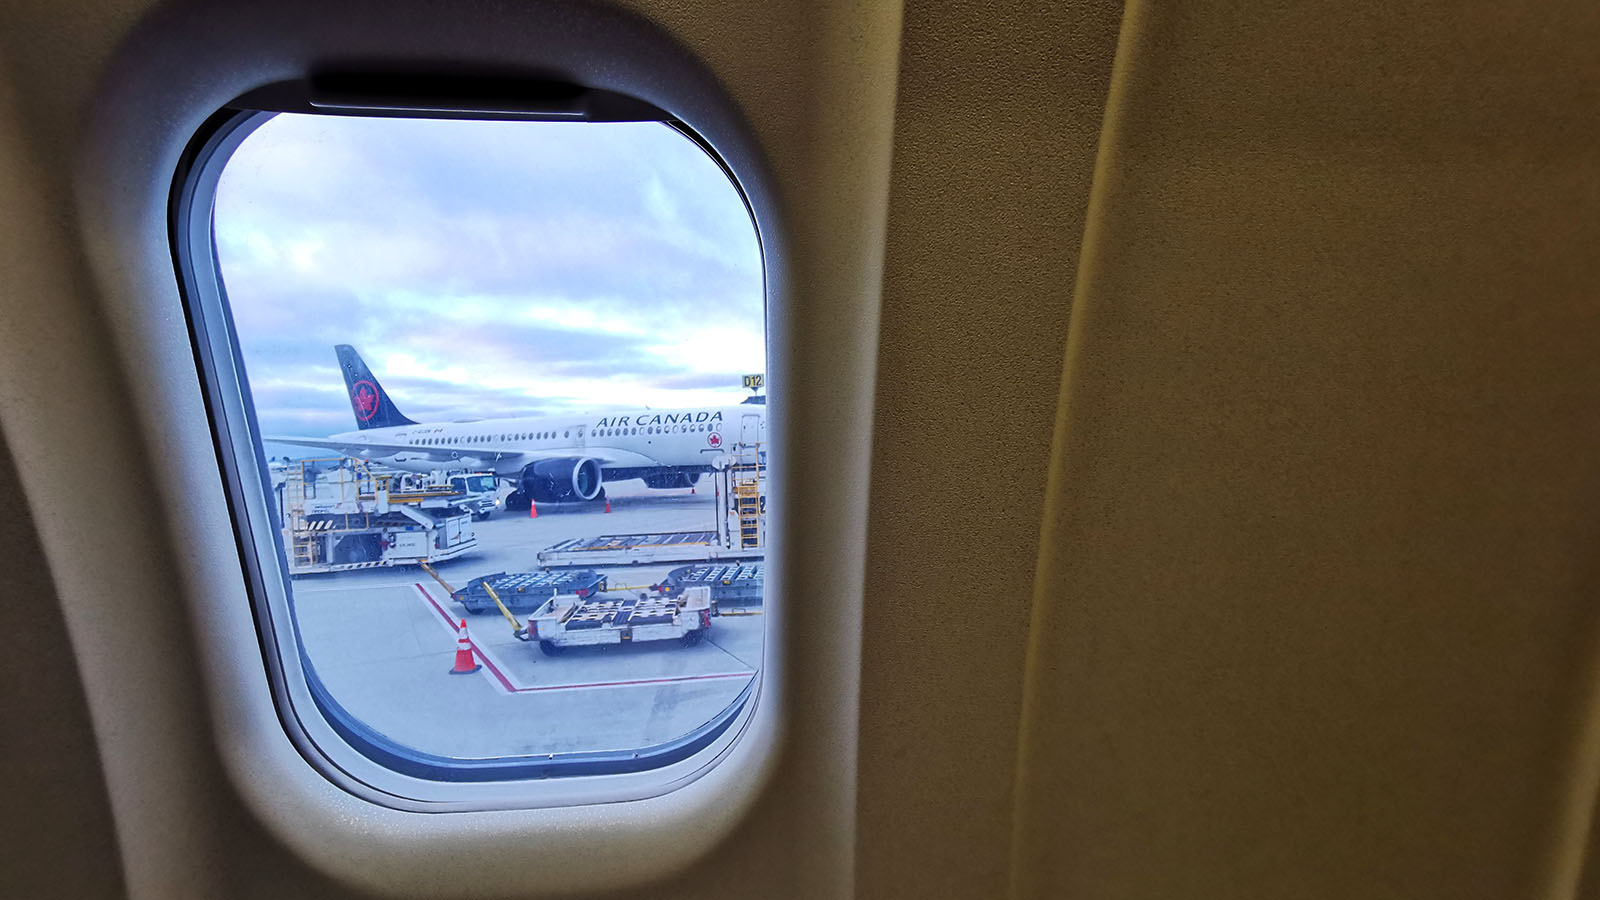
[{"left": 743, "top": 373, "right": 764, "bottom": 390}]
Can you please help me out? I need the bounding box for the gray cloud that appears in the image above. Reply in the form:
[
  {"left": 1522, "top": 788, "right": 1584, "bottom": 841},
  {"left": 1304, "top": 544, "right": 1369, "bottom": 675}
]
[{"left": 215, "top": 114, "right": 765, "bottom": 435}]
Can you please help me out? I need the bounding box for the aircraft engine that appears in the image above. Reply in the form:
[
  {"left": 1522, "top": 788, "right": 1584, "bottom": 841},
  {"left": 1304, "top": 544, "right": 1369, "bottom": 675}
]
[{"left": 520, "top": 457, "right": 603, "bottom": 503}]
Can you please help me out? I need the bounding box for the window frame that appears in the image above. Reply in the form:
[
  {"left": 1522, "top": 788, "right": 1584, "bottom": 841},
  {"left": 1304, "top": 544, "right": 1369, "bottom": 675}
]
[{"left": 170, "top": 92, "right": 769, "bottom": 810}]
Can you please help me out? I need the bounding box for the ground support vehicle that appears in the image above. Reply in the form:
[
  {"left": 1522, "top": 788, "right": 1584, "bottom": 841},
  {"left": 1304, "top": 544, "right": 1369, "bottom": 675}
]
[
  {"left": 444, "top": 471, "right": 499, "bottom": 519},
  {"left": 528, "top": 586, "right": 713, "bottom": 656},
  {"left": 536, "top": 444, "right": 767, "bottom": 568},
  {"left": 536, "top": 531, "right": 763, "bottom": 567},
  {"left": 451, "top": 570, "right": 606, "bottom": 615},
  {"left": 277, "top": 457, "right": 479, "bottom": 575},
  {"left": 659, "top": 563, "right": 764, "bottom": 610},
  {"left": 712, "top": 442, "right": 765, "bottom": 551}
]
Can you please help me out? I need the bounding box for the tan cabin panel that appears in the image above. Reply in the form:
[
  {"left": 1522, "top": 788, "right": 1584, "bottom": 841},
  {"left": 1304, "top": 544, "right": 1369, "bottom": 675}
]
[{"left": 1015, "top": 2, "right": 1600, "bottom": 898}]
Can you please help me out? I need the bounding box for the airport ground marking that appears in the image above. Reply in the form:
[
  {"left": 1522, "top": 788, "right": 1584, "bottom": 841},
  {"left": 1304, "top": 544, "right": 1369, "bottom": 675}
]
[
  {"left": 415, "top": 583, "right": 518, "bottom": 691},
  {"left": 413, "top": 584, "right": 754, "bottom": 695}
]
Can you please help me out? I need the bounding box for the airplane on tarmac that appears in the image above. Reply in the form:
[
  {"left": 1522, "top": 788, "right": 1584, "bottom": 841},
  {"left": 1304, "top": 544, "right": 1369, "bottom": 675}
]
[{"left": 270, "top": 345, "right": 766, "bottom": 510}]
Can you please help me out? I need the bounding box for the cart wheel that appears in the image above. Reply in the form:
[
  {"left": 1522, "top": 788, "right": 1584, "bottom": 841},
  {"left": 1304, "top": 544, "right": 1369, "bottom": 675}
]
[
  {"left": 539, "top": 640, "right": 563, "bottom": 657},
  {"left": 681, "top": 630, "right": 703, "bottom": 647}
]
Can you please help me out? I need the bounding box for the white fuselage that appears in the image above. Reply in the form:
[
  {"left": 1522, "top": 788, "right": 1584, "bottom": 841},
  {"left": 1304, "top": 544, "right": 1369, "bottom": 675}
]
[{"left": 331, "top": 404, "right": 766, "bottom": 479}]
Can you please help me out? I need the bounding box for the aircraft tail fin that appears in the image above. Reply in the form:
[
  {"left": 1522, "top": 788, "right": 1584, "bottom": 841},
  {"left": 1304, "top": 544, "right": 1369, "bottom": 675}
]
[{"left": 335, "top": 344, "right": 417, "bottom": 430}]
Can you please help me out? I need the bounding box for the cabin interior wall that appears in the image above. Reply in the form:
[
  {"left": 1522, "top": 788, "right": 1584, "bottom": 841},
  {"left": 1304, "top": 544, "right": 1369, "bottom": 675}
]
[
  {"left": 1013, "top": 2, "right": 1600, "bottom": 898},
  {"left": 855, "top": 1, "right": 1124, "bottom": 897},
  {"left": 0, "top": 436, "right": 122, "bottom": 895}
]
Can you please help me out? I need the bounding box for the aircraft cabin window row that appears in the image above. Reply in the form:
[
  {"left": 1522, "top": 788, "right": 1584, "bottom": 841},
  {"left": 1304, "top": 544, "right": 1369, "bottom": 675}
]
[{"left": 177, "top": 106, "right": 769, "bottom": 802}]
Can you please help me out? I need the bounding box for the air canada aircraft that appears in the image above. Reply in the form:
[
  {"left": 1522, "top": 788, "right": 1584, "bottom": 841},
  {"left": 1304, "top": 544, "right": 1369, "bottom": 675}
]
[{"left": 270, "top": 345, "right": 766, "bottom": 508}]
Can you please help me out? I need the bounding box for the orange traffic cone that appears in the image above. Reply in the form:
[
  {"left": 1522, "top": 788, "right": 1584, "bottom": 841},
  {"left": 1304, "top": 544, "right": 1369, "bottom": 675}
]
[
  {"left": 529, "top": 500, "right": 538, "bottom": 519},
  {"left": 604, "top": 499, "right": 612, "bottom": 514},
  {"left": 450, "top": 619, "right": 481, "bottom": 675}
]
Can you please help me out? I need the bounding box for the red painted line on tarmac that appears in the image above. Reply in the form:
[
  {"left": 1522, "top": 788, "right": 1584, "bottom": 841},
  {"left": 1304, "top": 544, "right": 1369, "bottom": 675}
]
[
  {"left": 412, "top": 583, "right": 755, "bottom": 694},
  {"left": 414, "top": 583, "right": 516, "bottom": 692}
]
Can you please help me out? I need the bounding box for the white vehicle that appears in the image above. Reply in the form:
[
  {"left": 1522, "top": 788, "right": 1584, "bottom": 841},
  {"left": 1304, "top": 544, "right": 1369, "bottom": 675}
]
[
  {"left": 527, "top": 586, "right": 714, "bottom": 657},
  {"left": 279, "top": 458, "right": 479, "bottom": 574},
  {"left": 270, "top": 345, "right": 765, "bottom": 511},
  {"left": 444, "top": 471, "right": 499, "bottom": 519}
]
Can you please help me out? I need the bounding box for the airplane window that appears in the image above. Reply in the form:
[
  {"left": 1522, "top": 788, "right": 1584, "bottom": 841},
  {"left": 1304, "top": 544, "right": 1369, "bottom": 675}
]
[{"left": 185, "top": 109, "right": 768, "bottom": 796}]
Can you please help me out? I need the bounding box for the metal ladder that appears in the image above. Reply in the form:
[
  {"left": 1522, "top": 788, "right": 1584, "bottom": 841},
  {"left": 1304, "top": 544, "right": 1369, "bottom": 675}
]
[{"left": 731, "top": 441, "right": 763, "bottom": 549}]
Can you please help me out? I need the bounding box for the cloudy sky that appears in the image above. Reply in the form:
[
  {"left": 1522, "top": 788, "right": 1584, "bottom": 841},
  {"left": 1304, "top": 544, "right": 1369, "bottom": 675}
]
[{"left": 214, "top": 113, "right": 765, "bottom": 441}]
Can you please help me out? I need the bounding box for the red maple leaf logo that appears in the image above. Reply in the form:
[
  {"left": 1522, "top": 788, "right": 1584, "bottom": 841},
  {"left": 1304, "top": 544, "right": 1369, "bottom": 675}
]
[
  {"left": 352, "top": 381, "right": 380, "bottom": 420},
  {"left": 707, "top": 432, "right": 722, "bottom": 448}
]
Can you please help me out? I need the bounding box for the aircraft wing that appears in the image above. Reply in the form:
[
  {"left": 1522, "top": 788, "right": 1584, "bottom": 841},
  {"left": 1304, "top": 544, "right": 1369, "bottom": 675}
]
[{"left": 264, "top": 434, "right": 456, "bottom": 460}]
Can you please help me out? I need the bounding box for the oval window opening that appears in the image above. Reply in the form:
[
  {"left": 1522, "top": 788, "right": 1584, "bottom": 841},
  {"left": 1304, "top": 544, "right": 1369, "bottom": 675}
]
[{"left": 201, "top": 111, "right": 768, "bottom": 789}]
